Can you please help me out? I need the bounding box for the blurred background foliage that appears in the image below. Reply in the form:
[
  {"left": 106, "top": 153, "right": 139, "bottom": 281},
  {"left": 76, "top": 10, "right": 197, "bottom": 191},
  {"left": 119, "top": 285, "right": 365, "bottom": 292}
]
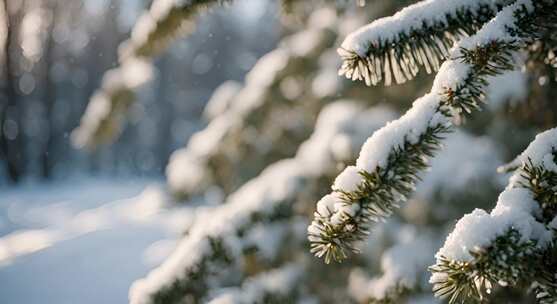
[{"left": 0, "top": 0, "right": 279, "bottom": 182}]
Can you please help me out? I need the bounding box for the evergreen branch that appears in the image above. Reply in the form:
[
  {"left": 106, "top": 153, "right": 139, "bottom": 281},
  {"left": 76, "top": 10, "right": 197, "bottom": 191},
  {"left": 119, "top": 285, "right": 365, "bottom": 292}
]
[
  {"left": 429, "top": 127, "right": 557, "bottom": 303},
  {"left": 308, "top": 0, "right": 533, "bottom": 264},
  {"left": 131, "top": 102, "right": 395, "bottom": 304},
  {"left": 166, "top": 24, "right": 338, "bottom": 199},
  {"left": 129, "top": 162, "right": 301, "bottom": 304},
  {"left": 72, "top": 59, "right": 154, "bottom": 148},
  {"left": 532, "top": 254, "right": 557, "bottom": 304},
  {"left": 122, "top": 0, "right": 229, "bottom": 60},
  {"left": 519, "top": 159, "right": 557, "bottom": 223},
  {"left": 308, "top": 118, "right": 451, "bottom": 264},
  {"left": 533, "top": 265, "right": 557, "bottom": 304},
  {"left": 146, "top": 237, "right": 235, "bottom": 304},
  {"left": 72, "top": 0, "right": 227, "bottom": 148},
  {"left": 338, "top": 0, "right": 514, "bottom": 86},
  {"left": 139, "top": 221, "right": 294, "bottom": 304},
  {"left": 430, "top": 229, "right": 544, "bottom": 303}
]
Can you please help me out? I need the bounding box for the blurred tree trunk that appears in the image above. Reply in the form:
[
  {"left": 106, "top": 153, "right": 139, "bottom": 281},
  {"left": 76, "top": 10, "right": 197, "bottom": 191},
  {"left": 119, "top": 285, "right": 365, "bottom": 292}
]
[
  {"left": 40, "top": 2, "right": 58, "bottom": 179},
  {"left": 0, "top": 0, "right": 25, "bottom": 183}
]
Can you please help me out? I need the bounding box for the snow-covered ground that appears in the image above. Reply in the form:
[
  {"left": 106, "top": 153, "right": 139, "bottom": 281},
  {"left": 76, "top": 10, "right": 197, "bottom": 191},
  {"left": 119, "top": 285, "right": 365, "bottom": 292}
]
[{"left": 0, "top": 177, "right": 196, "bottom": 304}]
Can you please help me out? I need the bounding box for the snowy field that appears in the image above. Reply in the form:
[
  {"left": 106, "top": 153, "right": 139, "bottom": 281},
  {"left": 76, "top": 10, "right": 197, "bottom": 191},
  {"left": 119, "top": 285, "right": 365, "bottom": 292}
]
[{"left": 0, "top": 178, "right": 195, "bottom": 304}]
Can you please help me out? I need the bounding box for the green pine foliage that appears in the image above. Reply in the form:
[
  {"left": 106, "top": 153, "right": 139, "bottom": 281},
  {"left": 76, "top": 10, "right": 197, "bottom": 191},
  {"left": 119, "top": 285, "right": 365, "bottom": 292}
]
[
  {"left": 310, "top": 0, "right": 557, "bottom": 303},
  {"left": 338, "top": 0, "right": 514, "bottom": 86},
  {"left": 309, "top": 0, "right": 542, "bottom": 265}
]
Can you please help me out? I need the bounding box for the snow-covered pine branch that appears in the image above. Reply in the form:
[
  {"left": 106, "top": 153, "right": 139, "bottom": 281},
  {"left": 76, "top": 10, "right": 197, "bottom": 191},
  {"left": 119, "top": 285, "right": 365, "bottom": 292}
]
[
  {"left": 338, "top": 0, "right": 513, "bottom": 86},
  {"left": 202, "top": 80, "right": 242, "bottom": 120},
  {"left": 130, "top": 161, "right": 306, "bottom": 304},
  {"left": 72, "top": 0, "right": 226, "bottom": 148},
  {"left": 120, "top": 0, "right": 228, "bottom": 59},
  {"left": 308, "top": 0, "right": 549, "bottom": 264},
  {"left": 131, "top": 101, "right": 397, "bottom": 304},
  {"left": 151, "top": 104, "right": 500, "bottom": 304},
  {"left": 345, "top": 130, "right": 503, "bottom": 303},
  {"left": 72, "top": 1, "right": 359, "bottom": 149},
  {"left": 71, "top": 59, "right": 154, "bottom": 148},
  {"left": 207, "top": 264, "right": 304, "bottom": 304},
  {"left": 166, "top": 11, "right": 339, "bottom": 199},
  {"left": 429, "top": 127, "right": 557, "bottom": 304}
]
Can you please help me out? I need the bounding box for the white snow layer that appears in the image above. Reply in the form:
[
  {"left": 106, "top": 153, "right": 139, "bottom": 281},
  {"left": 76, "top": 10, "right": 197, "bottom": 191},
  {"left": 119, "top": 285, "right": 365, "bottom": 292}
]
[
  {"left": 121, "top": 0, "right": 192, "bottom": 59},
  {"left": 0, "top": 178, "right": 201, "bottom": 304},
  {"left": 333, "top": 166, "right": 362, "bottom": 193},
  {"left": 356, "top": 94, "right": 449, "bottom": 173},
  {"left": 72, "top": 59, "right": 154, "bottom": 148},
  {"left": 341, "top": 0, "right": 507, "bottom": 57},
  {"left": 434, "top": 127, "right": 557, "bottom": 263},
  {"left": 203, "top": 80, "right": 242, "bottom": 120}
]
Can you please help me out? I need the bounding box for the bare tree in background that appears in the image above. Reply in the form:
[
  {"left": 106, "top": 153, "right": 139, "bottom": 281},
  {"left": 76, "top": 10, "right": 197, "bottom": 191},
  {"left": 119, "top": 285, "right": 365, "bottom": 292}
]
[{"left": 0, "top": 0, "right": 26, "bottom": 183}]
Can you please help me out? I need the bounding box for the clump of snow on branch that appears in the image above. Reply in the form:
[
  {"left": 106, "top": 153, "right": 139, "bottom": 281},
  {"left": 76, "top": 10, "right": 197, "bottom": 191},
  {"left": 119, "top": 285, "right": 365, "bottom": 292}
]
[
  {"left": 434, "top": 188, "right": 551, "bottom": 263},
  {"left": 358, "top": 94, "right": 449, "bottom": 173},
  {"left": 72, "top": 59, "right": 154, "bottom": 148},
  {"left": 203, "top": 81, "right": 242, "bottom": 120},
  {"left": 433, "top": 127, "right": 557, "bottom": 265},
  {"left": 166, "top": 115, "right": 233, "bottom": 197},
  {"left": 341, "top": 0, "right": 506, "bottom": 57},
  {"left": 120, "top": 0, "right": 223, "bottom": 60},
  {"left": 338, "top": 0, "right": 511, "bottom": 85},
  {"left": 130, "top": 159, "right": 305, "bottom": 304}
]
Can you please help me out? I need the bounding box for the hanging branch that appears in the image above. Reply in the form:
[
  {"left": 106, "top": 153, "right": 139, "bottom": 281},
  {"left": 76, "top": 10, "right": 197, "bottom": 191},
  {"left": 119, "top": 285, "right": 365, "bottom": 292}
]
[
  {"left": 72, "top": 0, "right": 226, "bottom": 148},
  {"left": 72, "top": 0, "right": 355, "bottom": 149},
  {"left": 166, "top": 20, "right": 338, "bottom": 199},
  {"left": 338, "top": 0, "right": 513, "bottom": 86},
  {"left": 121, "top": 0, "right": 230, "bottom": 59},
  {"left": 131, "top": 101, "right": 396, "bottom": 304},
  {"left": 71, "top": 59, "right": 154, "bottom": 148},
  {"left": 429, "top": 128, "right": 557, "bottom": 303},
  {"left": 129, "top": 160, "right": 305, "bottom": 304},
  {"left": 308, "top": 0, "right": 548, "bottom": 264}
]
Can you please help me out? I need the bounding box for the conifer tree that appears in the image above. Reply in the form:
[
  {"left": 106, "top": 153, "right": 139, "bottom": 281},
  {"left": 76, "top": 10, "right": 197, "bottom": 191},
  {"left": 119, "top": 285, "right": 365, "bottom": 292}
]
[{"left": 72, "top": 0, "right": 557, "bottom": 303}]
